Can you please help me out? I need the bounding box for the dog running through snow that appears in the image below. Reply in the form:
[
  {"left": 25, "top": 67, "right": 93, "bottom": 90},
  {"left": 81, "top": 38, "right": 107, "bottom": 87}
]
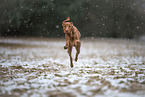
[{"left": 62, "top": 17, "right": 81, "bottom": 68}]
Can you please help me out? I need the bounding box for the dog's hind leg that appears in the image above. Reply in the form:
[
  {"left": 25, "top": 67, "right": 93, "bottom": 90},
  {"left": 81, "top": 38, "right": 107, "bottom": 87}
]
[
  {"left": 75, "top": 41, "right": 81, "bottom": 62},
  {"left": 68, "top": 42, "right": 73, "bottom": 68},
  {"left": 73, "top": 40, "right": 80, "bottom": 47}
]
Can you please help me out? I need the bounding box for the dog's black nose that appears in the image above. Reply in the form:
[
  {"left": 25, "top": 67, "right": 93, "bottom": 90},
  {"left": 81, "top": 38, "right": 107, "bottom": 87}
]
[{"left": 66, "top": 30, "right": 68, "bottom": 32}]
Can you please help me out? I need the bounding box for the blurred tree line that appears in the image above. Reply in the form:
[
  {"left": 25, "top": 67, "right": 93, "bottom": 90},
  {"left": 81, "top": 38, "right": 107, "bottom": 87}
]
[{"left": 0, "top": 0, "right": 144, "bottom": 38}]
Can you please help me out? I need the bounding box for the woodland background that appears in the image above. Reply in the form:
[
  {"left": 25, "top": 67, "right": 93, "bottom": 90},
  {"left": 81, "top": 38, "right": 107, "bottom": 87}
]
[{"left": 0, "top": 0, "right": 145, "bottom": 38}]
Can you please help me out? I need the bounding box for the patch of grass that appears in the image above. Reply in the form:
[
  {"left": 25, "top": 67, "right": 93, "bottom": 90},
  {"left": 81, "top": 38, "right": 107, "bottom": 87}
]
[{"left": 55, "top": 74, "right": 62, "bottom": 77}]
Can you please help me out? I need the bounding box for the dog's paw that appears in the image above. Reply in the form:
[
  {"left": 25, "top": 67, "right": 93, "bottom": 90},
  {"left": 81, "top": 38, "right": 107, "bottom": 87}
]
[
  {"left": 70, "top": 64, "right": 73, "bottom": 68},
  {"left": 75, "top": 58, "right": 78, "bottom": 62},
  {"left": 64, "top": 46, "right": 68, "bottom": 49}
]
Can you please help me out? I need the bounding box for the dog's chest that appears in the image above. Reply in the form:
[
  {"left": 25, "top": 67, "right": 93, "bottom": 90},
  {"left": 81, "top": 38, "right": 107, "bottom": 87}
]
[{"left": 68, "top": 32, "right": 75, "bottom": 41}]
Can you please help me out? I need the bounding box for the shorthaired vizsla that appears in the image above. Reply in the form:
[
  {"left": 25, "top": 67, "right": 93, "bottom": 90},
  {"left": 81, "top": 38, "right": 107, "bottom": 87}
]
[{"left": 62, "top": 17, "right": 81, "bottom": 68}]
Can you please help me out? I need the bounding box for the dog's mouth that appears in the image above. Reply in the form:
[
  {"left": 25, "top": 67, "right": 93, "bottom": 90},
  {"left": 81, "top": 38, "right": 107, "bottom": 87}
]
[{"left": 64, "top": 30, "right": 71, "bottom": 34}]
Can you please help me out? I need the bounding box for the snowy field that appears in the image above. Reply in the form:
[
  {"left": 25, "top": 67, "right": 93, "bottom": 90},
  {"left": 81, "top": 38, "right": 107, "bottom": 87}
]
[{"left": 0, "top": 37, "right": 145, "bottom": 97}]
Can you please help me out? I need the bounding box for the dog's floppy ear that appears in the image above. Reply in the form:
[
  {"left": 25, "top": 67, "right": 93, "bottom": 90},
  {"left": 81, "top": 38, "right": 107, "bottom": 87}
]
[
  {"left": 66, "top": 17, "right": 70, "bottom": 21},
  {"left": 62, "top": 22, "right": 65, "bottom": 27},
  {"left": 62, "top": 17, "right": 70, "bottom": 27},
  {"left": 70, "top": 22, "right": 73, "bottom": 26},
  {"left": 62, "top": 21, "right": 66, "bottom": 27}
]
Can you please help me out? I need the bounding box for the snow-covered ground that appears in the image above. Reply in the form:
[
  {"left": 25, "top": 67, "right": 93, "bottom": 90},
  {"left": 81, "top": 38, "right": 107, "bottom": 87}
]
[{"left": 0, "top": 37, "right": 145, "bottom": 97}]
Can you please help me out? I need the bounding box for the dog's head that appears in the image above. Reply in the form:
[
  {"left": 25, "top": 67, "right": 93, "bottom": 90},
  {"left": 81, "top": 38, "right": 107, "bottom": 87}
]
[{"left": 62, "top": 17, "right": 73, "bottom": 34}]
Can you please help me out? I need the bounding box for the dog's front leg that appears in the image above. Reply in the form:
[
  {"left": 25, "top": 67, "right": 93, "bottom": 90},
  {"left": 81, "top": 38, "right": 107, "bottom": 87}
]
[
  {"left": 64, "top": 34, "right": 70, "bottom": 49},
  {"left": 68, "top": 42, "right": 73, "bottom": 68},
  {"left": 73, "top": 40, "right": 76, "bottom": 47},
  {"left": 75, "top": 40, "right": 81, "bottom": 62},
  {"left": 64, "top": 40, "right": 69, "bottom": 49}
]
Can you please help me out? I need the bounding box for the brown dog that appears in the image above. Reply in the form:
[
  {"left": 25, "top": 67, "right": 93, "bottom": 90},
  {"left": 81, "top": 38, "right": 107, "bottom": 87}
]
[{"left": 62, "top": 17, "right": 81, "bottom": 68}]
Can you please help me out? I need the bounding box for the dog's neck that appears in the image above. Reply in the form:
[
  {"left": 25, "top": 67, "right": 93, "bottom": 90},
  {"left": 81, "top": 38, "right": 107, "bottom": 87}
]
[{"left": 71, "top": 26, "right": 75, "bottom": 34}]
